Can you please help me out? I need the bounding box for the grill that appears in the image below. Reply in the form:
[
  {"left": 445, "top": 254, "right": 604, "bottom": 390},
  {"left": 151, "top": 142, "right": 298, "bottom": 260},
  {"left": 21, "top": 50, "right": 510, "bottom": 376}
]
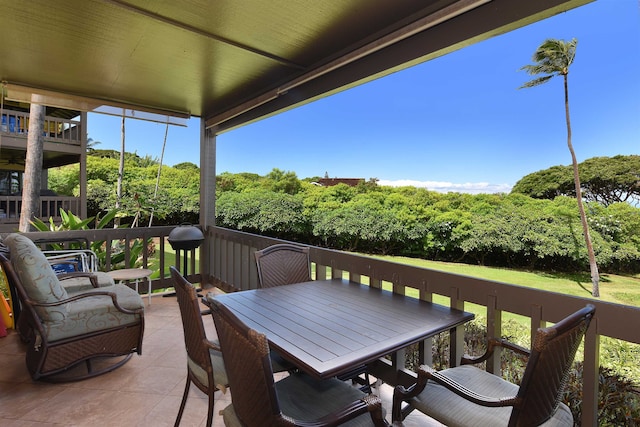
[
  {"left": 168, "top": 224, "right": 204, "bottom": 251},
  {"left": 168, "top": 225, "right": 204, "bottom": 277}
]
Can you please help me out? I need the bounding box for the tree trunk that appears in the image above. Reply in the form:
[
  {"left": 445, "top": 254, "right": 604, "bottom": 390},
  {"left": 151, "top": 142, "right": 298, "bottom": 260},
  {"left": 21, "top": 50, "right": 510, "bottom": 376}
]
[
  {"left": 115, "top": 115, "right": 125, "bottom": 227},
  {"left": 148, "top": 121, "right": 169, "bottom": 227},
  {"left": 19, "top": 101, "right": 45, "bottom": 232},
  {"left": 564, "top": 75, "right": 599, "bottom": 297}
]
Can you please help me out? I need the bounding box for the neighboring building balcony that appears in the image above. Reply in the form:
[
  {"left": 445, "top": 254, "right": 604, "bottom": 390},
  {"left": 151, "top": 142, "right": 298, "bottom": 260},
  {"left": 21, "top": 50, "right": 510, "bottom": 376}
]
[
  {"left": 1, "top": 108, "right": 83, "bottom": 147},
  {"left": 0, "top": 195, "right": 81, "bottom": 227},
  {"left": 0, "top": 106, "right": 86, "bottom": 231}
]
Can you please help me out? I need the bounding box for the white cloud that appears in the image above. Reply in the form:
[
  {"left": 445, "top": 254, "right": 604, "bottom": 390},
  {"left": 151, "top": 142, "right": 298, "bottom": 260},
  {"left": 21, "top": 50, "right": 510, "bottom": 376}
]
[{"left": 377, "top": 179, "right": 512, "bottom": 194}]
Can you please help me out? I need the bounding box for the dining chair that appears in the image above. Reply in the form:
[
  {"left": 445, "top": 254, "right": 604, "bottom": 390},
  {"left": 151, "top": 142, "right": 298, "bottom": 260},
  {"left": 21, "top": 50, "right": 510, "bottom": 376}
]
[
  {"left": 255, "top": 243, "right": 373, "bottom": 391},
  {"left": 171, "top": 266, "right": 228, "bottom": 427},
  {"left": 392, "top": 304, "right": 596, "bottom": 426},
  {"left": 171, "top": 267, "right": 294, "bottom": 426},
  {"left": 254, "top": 243, "right": 311, "bottom": 288},
  {"left": 208, "top": 297, "right": 390, "bottom": 427}
]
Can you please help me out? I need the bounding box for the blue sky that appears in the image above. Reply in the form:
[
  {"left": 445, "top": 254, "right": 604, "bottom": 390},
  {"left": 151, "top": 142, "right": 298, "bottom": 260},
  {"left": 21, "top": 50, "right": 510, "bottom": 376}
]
[{"left": 88, "top": 0, "right": 639, "bottom": 194}]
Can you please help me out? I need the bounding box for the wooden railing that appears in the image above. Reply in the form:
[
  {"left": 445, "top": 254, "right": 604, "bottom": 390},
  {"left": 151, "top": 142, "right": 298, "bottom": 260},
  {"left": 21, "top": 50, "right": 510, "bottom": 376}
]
[
  {"left": 1, "top": 109, "right": 82, "bottom": 145},
  {"left": 0, "top": 196, "right": 81, "bottom": 224},
  {"left": 205, "top": 226, "right": 640, "bottom": 426},
  {"left": 2, "top": 227, "right": 199, "bottom": 291},
  {"left": 3, "top": 225, "right": 638, "bottom": 425}
]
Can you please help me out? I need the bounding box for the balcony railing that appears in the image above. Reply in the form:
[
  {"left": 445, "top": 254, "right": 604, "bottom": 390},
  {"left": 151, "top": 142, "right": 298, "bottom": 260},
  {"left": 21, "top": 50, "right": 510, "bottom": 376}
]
[
  {"left": 3, "top": 225, "right": 639, "bottom": 426},
  {"left": 205, "top": 226, "right": 640, "bottom": 427},
  {"left": 1, "top": 109, "right": 82, "bottom": 145},
  {"left": 0, "top": 196, "right": 81, "bottom": 225}
]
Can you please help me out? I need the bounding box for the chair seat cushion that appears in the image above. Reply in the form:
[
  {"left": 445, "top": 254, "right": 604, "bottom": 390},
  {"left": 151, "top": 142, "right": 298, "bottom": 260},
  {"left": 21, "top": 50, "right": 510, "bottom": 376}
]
[
  {"left": 61, "top": 272, "right": 115, "bottom": 293},
  {"left": 409, "top": 364, "right": 573, "bottom": 427},
  {"left": 221, "top": 372, "right": 379, "bottom": 427},
  {"left": 41, "top": 284, "right": 144, "bottom": 342},
  {"left": 187, "top": 345, "right": 229, "bottom": 391}
]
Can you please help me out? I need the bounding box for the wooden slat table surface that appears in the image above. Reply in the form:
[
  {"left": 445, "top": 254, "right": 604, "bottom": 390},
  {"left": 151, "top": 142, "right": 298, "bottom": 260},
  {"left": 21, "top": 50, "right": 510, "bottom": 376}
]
[{"left": 212, "top": 279, "right": 474, "bottom": 379}]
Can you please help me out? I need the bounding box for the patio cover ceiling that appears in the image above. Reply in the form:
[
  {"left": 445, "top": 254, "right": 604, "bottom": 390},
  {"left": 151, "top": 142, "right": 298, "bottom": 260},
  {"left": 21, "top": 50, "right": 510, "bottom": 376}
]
[{"left": 0, "top": 0, "right": 591, "bottom": 133}]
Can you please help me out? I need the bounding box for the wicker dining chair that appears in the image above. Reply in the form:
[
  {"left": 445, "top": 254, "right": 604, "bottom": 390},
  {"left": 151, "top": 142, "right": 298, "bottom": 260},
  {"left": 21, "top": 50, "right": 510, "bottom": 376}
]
[
  {"left": 208, "top": 297, "right": 389, "bottom": 427},
  {"left": 254, "top": 243, "right": 311, "bottom": 288},
  {"left": 392, "top": 304, "right": 596, "bottom": 427},
  {"left": 171, "top": 266, "right": 228, "bottom": 427}
]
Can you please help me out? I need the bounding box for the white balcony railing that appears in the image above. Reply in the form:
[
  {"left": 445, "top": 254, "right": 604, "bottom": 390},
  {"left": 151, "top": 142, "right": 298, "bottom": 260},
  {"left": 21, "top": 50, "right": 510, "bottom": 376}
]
[{"left": 1, "top": 109, "right": 82, "bottom": 145}]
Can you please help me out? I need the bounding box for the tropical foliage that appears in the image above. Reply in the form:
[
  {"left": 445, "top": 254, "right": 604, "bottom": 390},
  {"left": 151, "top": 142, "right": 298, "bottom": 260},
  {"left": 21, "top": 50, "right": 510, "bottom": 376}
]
[
  {"left": 47, "top": 154, "right": 640, "bottom": 274},
  {"left": 30, "top": 209, "right": 150, "bottom": 270},
  {"left": 214, "top": 174, "right": 640, "bottom": 274},
  {"left": 513, "top": 155, "right": 640, "bottom": 206}
]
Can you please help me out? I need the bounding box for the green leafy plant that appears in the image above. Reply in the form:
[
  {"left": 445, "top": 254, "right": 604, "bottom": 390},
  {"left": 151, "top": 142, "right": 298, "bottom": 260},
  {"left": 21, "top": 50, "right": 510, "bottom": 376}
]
[
  {"left": 30, "top": 209, "right": 150, "bottom": 270},
  {"left": 564, "top": 362, "right": 640, "bottom": 426}
]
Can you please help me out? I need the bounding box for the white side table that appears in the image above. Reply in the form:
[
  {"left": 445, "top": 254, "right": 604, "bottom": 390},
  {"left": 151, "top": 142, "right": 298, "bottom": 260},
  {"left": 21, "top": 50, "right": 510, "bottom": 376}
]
[{"left": 108, "top": 268, "right": 153, "bottom": 305}]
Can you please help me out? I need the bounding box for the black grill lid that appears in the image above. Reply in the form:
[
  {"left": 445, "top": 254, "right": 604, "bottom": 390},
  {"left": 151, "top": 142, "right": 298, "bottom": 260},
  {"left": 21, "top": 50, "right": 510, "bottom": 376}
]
[{"left": 168, "top": 224, "right": 204, "bottom": 250}]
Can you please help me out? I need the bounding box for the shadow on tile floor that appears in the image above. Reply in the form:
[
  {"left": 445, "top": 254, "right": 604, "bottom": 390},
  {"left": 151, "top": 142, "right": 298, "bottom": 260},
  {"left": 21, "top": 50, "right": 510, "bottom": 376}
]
[{"left": 0, "top": 293, "right": 441, "bottom": 426}]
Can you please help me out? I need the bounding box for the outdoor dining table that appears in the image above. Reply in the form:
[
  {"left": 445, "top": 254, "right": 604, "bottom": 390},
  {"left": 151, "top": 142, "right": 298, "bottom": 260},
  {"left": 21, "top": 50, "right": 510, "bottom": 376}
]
[{"left": 210, "top": 278, "right": 474, "bottom": 380}]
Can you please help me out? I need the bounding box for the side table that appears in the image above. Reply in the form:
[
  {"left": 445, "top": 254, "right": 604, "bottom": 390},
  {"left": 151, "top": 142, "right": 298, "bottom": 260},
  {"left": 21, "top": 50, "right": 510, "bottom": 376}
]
[{"left": 107, "top": 268, "right": 153, "bottom": 305}]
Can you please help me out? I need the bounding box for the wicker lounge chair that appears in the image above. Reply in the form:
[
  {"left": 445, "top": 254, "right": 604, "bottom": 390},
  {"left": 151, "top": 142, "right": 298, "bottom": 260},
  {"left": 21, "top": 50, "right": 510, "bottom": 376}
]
[
  {"left": 392, "top": 304, "right": 596, "bottom": 426},
  {"left": 208, "top": 297, "right": 389, "bottom": 427},
  {"left": 171, "top": 266, "right": 229, "bottom": 427},
  {"left": 1, "top": 233, "right": 144, "bottom": 382}
]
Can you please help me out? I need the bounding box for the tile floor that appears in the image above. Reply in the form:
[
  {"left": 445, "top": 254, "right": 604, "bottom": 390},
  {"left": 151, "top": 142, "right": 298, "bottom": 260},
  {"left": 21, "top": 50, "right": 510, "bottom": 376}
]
[{"left": 0, "top": 293, "right": 441, "bottom": 426}]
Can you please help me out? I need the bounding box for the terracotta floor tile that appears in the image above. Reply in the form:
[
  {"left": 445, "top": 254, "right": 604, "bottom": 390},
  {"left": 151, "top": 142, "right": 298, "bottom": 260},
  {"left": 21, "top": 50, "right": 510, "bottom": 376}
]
[{"left": 0, "top": 293, "right": 443, "bottom": 426}]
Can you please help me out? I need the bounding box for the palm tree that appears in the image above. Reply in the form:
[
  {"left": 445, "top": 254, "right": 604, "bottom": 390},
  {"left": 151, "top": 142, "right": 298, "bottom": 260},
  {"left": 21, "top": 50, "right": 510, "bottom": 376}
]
[
  {"left": 115, "top": 115, "right": 125, "bottom": 227},
  {"left": 520, "top": 38, "right": 600, "bottom": 297},
  {"left": 19, "top": 100, "right": 45, "bottom": 232}
]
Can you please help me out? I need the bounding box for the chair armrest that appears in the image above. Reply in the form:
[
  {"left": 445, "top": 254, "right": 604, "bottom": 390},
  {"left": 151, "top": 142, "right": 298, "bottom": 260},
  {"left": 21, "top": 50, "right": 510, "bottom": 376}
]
[
  {"left": 393, "top": 364, "right": 518, "bottom": 418},
  {"left": 292, "top": 394, "right": 388, "bottom": 427},
  {"left": 461, "top": 337, "right": 530, "bottom": 365},
  {"left": 58, "top": 272, "right": 99, "bottom": 288},
  {"left": 29, "top": 291, "right": 143, "bottom": 315}
]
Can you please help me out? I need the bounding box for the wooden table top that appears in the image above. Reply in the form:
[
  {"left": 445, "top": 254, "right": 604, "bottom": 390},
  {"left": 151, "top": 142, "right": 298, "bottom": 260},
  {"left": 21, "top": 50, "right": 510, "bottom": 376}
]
[{"left": 211, "top": 279, "right": 474, "bottom": 379}]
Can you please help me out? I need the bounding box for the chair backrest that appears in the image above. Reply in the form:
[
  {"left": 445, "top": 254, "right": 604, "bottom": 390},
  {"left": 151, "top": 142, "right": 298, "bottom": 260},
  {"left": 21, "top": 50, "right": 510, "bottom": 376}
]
[
  {"left": 43, "top": 249, "right": 99, "bottom": 273},
  {"left": 3, "top": 233, "right": 69, "bottom": 320},
  {"left": 510, "top": 304, "right": 595, "bottom": 426},
  {"left": 254, "top": 243, "right": 310, "bottom": 288},
  {"left": 170, "top": 266, "right": 216, "bottom": 389},
  {"left": 209, "top": 297, "right": 282, "bottom": 426}
]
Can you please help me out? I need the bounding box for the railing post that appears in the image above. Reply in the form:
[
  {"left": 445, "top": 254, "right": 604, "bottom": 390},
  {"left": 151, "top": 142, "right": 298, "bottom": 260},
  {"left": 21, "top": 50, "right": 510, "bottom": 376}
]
[
  {"left": 582, "top": 319, "right": 600, "bottom": 426},
  {"left": 419, "top": 282, "right": 433, "bottom": 367},
  {"left": 369, "top": 277, "right": 382, "bottom": 289},
  {"left": 486, "top": 295, "right": 502, "bottom": 375},
  {"left": 449, "top": 286, "right": 464, "bottom": 367}
]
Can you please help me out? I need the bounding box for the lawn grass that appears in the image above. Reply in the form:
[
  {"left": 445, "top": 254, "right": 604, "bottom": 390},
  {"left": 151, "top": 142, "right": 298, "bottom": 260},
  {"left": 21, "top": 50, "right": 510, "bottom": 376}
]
[
  {"left": 152, "top": 248, "right": 640, "bottom": 307},
  {"left": 369, "top": 254, "right": 640, "bottom": 307},
  {"left": 367, "top": 255, "right": 640, "bottom": 380}
]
